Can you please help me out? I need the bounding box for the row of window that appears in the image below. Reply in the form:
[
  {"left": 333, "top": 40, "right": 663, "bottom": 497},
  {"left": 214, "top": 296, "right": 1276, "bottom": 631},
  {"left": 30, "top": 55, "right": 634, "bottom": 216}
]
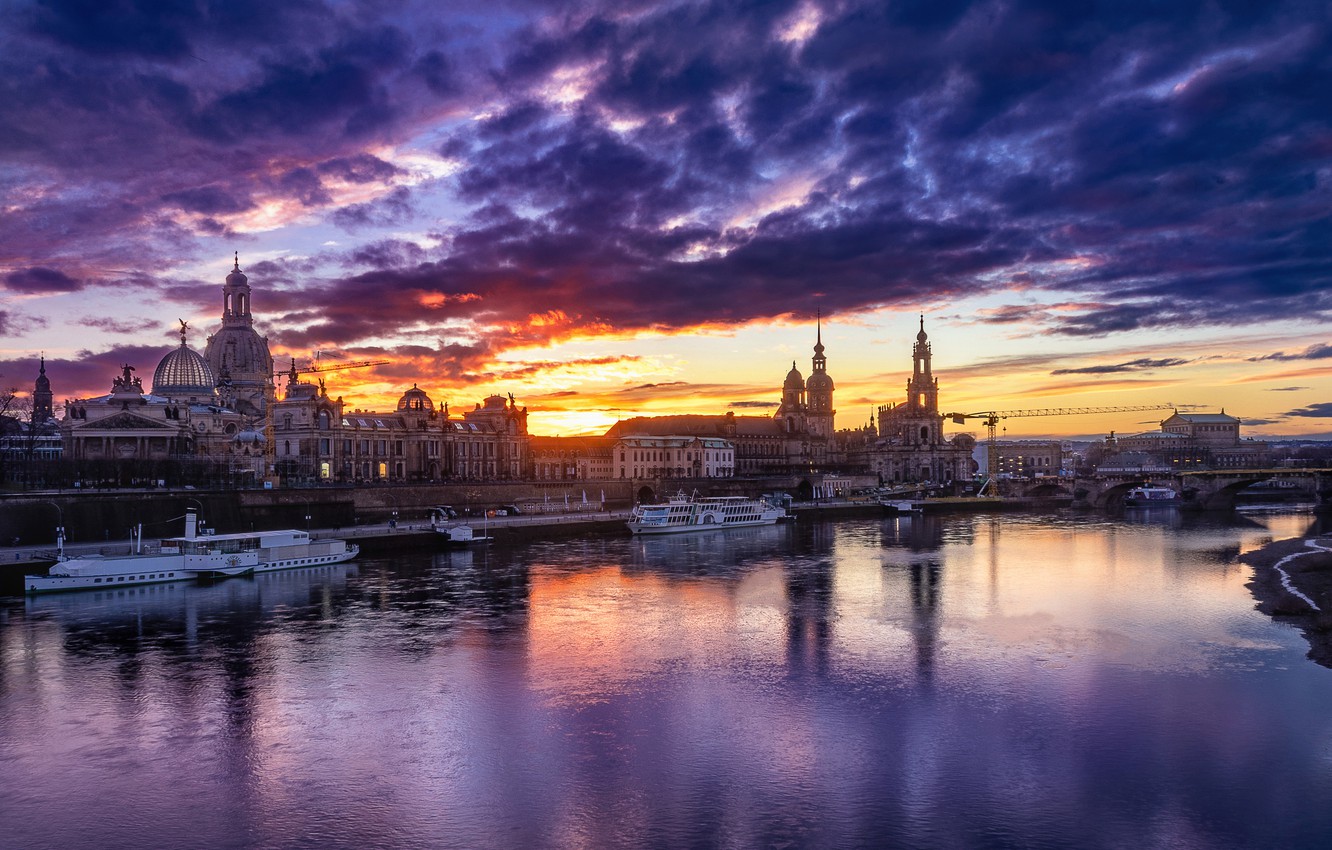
[{"left": 93, "top": 572, "right": 178, "bottom": 583}]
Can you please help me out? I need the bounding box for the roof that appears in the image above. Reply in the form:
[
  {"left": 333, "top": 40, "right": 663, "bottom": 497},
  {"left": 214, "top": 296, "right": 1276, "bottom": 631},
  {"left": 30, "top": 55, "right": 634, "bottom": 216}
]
[{"left": 1165, "top": 412, "right": 1239, "bottom": 424}]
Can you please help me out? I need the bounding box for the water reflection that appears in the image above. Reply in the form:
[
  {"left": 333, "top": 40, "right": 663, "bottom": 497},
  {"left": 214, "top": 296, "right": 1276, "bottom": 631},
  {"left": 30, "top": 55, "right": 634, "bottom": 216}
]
[{"left": 3, "top": 509, "right": 1332, "bottom": 849}]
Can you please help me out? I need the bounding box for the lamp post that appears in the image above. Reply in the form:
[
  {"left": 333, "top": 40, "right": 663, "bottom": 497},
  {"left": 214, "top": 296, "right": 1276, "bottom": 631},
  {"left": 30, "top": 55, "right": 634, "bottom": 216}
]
[{"left": 45, "top": 501, "right": 65, "bottom": 561}]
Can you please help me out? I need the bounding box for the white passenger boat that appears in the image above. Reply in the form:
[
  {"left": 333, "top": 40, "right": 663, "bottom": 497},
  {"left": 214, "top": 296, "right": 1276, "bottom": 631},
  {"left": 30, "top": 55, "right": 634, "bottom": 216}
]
[
  {"left": 1123, "top": 486, "right": 1180, "bottom": 507},
  {"left": 25, "top": 510, "right": 359, "bottom": 594},
  {"left": 627, "top": 491, "right": 786, "bottom": 535}
]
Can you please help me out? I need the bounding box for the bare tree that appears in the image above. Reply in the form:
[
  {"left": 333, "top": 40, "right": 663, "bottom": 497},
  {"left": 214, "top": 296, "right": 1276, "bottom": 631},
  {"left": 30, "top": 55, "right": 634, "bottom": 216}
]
[{"left": 0, "top": 381, "right": 20, "bottom": 486}]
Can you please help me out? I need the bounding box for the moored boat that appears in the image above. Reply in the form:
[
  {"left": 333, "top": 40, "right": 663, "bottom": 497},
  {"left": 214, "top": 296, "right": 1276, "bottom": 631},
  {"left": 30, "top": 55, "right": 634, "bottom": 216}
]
[
  {"left": 437, "top": 524, "right": 493, "bottom": 546},
  {"left": 25, "top": 510, "right": 358, "bottom": 594},
  {"left": 1124, "top": 486, "right": 1180, "bottom": 507},
  {"left": 627, "top": 491, "right": 786, "bottom": 535}
]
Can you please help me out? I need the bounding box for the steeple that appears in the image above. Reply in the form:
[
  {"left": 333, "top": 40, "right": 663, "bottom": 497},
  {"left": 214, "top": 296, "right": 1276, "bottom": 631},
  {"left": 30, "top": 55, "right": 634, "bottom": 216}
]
[
  {"left": 222, "top": 252, "right": 253, "bottom": 327},
  {"left": 908, "top": 315, "right": 938, "bottom": 412},
  {"left": 805, "top": 310, "right": 835, "bottom": 436},
  {"left": 33, "top": 354, "right": 53, "bottom": 422}
]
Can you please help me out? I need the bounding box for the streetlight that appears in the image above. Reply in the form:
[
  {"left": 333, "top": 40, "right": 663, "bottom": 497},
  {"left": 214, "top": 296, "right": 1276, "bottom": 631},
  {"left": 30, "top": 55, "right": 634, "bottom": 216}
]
[{"left": 45, "top": 501, "right": 65, "bottom": 561}]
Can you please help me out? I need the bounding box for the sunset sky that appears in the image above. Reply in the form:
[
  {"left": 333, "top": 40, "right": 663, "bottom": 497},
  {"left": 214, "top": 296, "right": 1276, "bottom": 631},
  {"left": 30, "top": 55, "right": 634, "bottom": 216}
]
[{"left": 1, "top": 0, "right": 1329, "bottom": 439}]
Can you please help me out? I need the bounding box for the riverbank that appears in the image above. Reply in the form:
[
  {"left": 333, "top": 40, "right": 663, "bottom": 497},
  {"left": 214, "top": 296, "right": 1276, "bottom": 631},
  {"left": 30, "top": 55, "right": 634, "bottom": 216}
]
[{"left": 1243, "top": 535, "right": 1332, "bottom": 668}]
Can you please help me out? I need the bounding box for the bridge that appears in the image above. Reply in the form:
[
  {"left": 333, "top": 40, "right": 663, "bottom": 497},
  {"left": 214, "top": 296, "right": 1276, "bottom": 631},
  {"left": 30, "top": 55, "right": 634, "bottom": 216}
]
[{"left": 1016, "top": 469, "right": 1332, "bottom": 511}]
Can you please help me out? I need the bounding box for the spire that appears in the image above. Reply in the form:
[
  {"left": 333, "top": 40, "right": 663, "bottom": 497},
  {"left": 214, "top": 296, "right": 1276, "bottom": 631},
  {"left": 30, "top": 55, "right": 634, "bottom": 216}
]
[
  {"left": 234, "top": 251, "right": 240, "bottom": 272},
  {"left": 814, "top": 309, "right": 825, "bottom": 356}
]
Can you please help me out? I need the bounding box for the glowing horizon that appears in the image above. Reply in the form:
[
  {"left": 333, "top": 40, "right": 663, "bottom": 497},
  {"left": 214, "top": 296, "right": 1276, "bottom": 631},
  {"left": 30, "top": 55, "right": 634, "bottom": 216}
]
[{"left": 2, "top": 2, "right": 1328, "bottom": 440}]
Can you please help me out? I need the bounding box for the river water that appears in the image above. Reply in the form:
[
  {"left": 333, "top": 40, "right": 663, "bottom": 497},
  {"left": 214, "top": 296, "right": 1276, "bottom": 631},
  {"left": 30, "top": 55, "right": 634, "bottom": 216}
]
[{"left": 2, "top": 509, "right": 1331, "bottom": 849}]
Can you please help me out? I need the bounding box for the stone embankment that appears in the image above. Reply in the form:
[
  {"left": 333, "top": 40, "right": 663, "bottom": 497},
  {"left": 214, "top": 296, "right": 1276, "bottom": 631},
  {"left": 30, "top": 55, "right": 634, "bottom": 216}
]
[{"left": 1243, "top": 535, "right": 1332, "bottom": 668}]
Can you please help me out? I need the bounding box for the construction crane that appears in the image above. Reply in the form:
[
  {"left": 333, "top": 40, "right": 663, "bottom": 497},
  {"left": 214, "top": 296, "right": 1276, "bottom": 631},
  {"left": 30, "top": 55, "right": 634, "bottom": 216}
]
[
  {"left": 261, "top": 356, "right": 391, "bottom": 485},
  {"left": 946, "top": 404, "right": 1175, "bottom": 493},
  {"left": 271, "top": 356, "right": 390, "bottom": 385}
]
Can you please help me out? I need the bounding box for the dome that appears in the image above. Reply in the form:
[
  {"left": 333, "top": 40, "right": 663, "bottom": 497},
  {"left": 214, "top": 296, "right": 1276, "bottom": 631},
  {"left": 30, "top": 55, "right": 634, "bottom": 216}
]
[
  {"left": 397, "top": 384, "right": 434, "bottom": 412},
  {"left": 916, "top": 315, "right": 929, "bottom": 342},
  {"left": 783, "top": 361, "right": 805, "bottom": 390},
  {"left": 233, "top": 428, "right": 266, "bottom": 446},
  {"left": 226, "top": 254, "right": 248, "bottom": 287},
  {"left": 807, "top": 371, "right": 834, "bottom": 391},
  {"left": 153, "top": 343, "right": 216, "bottom": 398}
]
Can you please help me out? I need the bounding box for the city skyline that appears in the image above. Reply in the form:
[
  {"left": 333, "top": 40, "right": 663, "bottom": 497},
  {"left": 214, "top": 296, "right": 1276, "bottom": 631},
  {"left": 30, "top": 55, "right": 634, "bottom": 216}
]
[{"left": 2, "top": 1, "right": 1329, "bottom": 439}]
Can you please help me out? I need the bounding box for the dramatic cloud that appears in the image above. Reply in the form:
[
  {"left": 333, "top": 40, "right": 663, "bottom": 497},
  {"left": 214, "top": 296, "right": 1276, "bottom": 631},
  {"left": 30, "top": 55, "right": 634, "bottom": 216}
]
[
  {"left": 1249, "top": 344, "right": 1332, "bottom": 362},
  {"left": 2, "top": 0, "right": 1330, "bottom": 403},
  {"left": 1285, "top": 403, "right": 1332, "bottom": 419},
  {"left": 3, "top": 267, "right": 83, "bottom": 293},
  {"left": 1051, "top": 358, "right": 1193, "bottom": 375}
]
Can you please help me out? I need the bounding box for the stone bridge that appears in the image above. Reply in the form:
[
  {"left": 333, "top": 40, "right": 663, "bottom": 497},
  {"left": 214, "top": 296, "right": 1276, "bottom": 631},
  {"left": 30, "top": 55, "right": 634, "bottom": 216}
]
[{"left": 1014, "top": 469, "right": 1332, "bottom": 511}]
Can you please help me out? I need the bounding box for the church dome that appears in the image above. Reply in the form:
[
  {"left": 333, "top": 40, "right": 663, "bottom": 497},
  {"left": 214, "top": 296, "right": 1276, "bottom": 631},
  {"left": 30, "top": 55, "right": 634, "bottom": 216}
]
[
  {"left": 783, "top": 361, "right": 805, "bottom": 390},
  {"left": 397, "top": 384, "right": 434, "bottom": 412},
  {"left": 233, "top": 428, "right": 266, "bottom": 447},
  {"left": 153, "top": 342, "right": 215, "bottom": 398},
  {"left": 807, "top": 371, "right": 834, "bottom": 391}
]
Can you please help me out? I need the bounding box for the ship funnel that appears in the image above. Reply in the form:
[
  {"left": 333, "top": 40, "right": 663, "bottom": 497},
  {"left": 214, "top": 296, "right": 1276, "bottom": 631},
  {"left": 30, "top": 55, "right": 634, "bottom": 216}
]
[{"left": 184, "top": 509, "right": 198, "bottom": 539}]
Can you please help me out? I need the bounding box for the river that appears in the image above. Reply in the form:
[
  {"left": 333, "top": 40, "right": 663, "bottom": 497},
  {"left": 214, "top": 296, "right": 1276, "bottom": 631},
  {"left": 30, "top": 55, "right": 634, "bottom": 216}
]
[{"left": 2, "top": 508, "right": 1330, "bottom": 849}]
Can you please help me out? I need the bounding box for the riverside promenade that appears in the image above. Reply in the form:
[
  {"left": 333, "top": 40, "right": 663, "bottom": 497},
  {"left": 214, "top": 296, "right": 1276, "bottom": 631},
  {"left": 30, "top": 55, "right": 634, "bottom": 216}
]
[{"left": 0, "top": 497, "right": 899, "bottom": 594}]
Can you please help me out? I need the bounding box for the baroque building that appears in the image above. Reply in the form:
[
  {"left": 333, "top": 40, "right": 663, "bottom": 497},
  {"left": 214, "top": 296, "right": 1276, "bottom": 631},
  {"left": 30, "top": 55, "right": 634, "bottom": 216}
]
[
  {"left": 56, "top": 255, "right": 531, "bottom": 486},
  {"left": 843, "top": 318, "right": 974, "bottom": 485},
  {"left": 269, "top": 374, "right": 532, "bottom": 484},
  {"left": 204, "top": 255, "right": 274, "bottom": 416},
  {"left": 607, "top": 322, "right": 837, "bottom": 476},
  {"left": 1105, "top": 410, "right": 1269, "bottom": 470}
]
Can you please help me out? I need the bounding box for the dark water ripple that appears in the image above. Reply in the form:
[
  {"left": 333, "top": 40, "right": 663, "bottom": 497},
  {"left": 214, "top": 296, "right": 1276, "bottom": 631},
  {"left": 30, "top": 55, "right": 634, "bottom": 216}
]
[{"left": 2, "top": 510, "right": 1331, "bottom": 849}]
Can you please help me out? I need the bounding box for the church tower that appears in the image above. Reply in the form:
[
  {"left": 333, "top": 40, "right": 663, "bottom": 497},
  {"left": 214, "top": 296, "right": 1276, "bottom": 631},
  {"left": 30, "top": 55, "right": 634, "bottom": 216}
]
[
  {"left": 906, "top": 315, "right": 939, "bottom": 414},
  {"left": 32, "top": 356, "right": 53, "bottom": 423},
  {"left": 805, "top": 313, "right": 835, "bottom": 438},
  {"left": 204, "top": 254, "right": 274, "bottom": 417},
  {"left": 775, "top": 360, "right": 807, "bottom": 433}
]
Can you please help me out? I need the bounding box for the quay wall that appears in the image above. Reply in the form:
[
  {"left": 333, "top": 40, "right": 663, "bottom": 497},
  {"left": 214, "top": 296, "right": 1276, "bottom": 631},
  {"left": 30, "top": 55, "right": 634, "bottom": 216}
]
[{"left": 0, "top": 476, "right": 821, "bottom": 545}]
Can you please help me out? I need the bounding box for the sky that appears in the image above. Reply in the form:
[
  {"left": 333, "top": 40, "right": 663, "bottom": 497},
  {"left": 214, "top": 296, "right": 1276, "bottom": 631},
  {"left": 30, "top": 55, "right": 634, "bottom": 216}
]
[{"left": 1, "top": 0, "right": 1330, "bottom": 440}]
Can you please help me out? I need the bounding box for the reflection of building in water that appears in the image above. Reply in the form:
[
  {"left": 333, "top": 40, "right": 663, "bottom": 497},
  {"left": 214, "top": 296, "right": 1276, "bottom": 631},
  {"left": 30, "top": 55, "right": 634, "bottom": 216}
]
[
  {"left": 881, "top": 514, "right": 946, "bottom": 553},
  {"left": 781, "top": 521, "right": 837, "bottom": 675},
  {"left": 907, "top": 559, "right": 942, "bottom": 685},
  {"left": 784, "top": 556, "right": 833, "bottom": 676}
]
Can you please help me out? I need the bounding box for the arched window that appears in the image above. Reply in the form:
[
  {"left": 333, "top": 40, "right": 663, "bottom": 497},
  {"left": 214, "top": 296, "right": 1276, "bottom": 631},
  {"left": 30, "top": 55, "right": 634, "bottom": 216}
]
[
  {"left": 318, "top": 410, "right": 330, "bottom": 430},
  {"left": 920, "top": 425, "right": 929, "bottom": 443}
]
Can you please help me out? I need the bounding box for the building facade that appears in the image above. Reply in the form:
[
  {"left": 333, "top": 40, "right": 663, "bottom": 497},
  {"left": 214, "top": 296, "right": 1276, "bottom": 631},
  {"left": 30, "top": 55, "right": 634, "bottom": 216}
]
[
  {"left": 852, "top": 318, "right": 975, "bottom": 484},
  {"left": 1105, "top": 411, "right": 1270, "bottom": 470}
]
